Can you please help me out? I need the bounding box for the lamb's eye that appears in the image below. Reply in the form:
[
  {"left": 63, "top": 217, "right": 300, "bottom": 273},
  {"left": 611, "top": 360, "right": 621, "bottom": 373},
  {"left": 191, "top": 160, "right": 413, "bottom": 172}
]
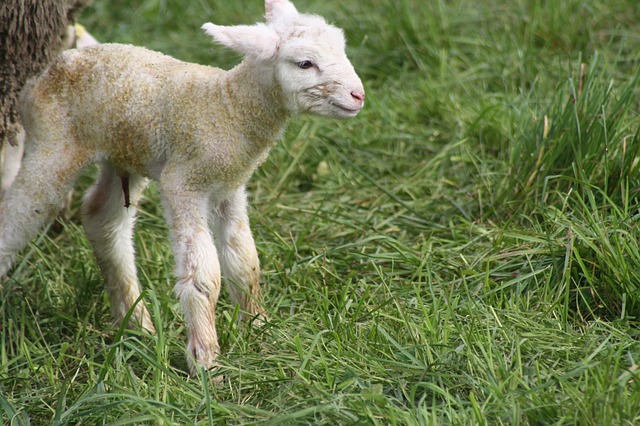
[{"left": 296, "top": 60, "right": 314, "bottom": 70}]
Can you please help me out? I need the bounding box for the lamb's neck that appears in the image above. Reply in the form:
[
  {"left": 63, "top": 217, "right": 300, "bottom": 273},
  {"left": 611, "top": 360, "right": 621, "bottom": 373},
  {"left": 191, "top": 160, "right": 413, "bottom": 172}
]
[{"left": 217, "top": 59, "right": 289, "bottom": 146}]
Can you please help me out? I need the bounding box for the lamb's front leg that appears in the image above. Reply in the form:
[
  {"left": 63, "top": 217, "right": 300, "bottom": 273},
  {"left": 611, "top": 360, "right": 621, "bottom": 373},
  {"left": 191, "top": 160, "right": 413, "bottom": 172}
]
[
  {"left": 212, "top": 188, "right": 265, "bottom": 321},
  {"left": 161, "top": 180, "right": 221, "bottom": 374}
]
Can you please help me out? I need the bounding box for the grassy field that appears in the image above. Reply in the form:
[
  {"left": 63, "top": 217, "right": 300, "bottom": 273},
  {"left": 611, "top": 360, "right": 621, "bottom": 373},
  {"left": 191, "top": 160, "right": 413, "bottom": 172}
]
[{"left": 2, "top": 0, "right": 640, "bottom": 424}]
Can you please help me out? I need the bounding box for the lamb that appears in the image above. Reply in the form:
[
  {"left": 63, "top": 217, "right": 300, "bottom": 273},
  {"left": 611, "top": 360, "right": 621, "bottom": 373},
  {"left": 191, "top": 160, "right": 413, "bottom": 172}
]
[{"left": 0, "top": 0, "right": 365, "bottom": 373}]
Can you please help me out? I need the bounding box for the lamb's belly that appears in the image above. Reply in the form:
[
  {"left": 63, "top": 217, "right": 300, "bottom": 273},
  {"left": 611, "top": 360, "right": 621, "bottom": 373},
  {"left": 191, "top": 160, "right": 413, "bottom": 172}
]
[
  {"left": 175, "top": 140, "right": 270, "bottom": 198},
  {"left": 187, "top": 164, "right": 257, "bottom": 201}
]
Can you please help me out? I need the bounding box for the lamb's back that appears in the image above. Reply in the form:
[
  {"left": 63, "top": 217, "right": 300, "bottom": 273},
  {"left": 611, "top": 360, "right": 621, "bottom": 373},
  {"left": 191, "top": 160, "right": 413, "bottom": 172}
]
[{"left": 24, "top": 43, "right": 225, "bottom": 176}]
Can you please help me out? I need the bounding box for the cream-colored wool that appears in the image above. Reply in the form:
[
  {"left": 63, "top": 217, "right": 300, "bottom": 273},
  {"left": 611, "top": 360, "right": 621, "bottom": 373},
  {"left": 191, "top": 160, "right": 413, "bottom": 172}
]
[{"left": 0, "top": 0, "right": 365, "bottom": 374}]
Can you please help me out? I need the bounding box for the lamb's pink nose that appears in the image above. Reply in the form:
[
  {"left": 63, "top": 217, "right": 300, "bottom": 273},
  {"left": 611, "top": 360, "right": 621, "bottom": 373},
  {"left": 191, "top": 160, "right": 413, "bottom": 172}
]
[{"left": 351, "top": 90, "right": 365, "bottom": 103}]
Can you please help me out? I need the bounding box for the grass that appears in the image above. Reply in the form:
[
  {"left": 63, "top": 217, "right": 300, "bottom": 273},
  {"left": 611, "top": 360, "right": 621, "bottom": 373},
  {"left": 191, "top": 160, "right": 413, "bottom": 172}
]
[{"left": 2, "top": 0, "right": 640, "bottom": 424}]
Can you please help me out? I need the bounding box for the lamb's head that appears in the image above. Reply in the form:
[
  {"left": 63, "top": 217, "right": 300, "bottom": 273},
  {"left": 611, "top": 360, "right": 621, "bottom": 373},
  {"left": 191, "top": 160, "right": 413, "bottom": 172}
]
[{"left": 202, "top": 0, "right": 365, "bottom": 119}]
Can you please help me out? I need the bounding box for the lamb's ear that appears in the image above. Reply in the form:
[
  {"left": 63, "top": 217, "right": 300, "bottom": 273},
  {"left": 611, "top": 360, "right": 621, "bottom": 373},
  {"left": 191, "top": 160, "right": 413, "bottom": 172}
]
[
  {"left": 202, "top": 23, "right": 279, "bottom": 60},
  {"left": 265, "top": 0, "right": 298, "bottom": 24}
]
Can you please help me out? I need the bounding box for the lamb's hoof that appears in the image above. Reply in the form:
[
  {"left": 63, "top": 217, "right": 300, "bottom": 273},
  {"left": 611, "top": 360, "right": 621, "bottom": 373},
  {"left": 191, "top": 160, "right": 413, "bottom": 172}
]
[
  {"left": 187, "top": 341, "right": 222, "bottom": 382},
  {"left": 242, "top": 306, "right": 268, "bottom": 328},
  {"left": 139, "top": 314, "right": 156, "bottom": 334},
  {"left": 249, "top": 313, "right": 268, "bottom": 329},
  {"left": 119, "top": 309, "right": 156, "bottom": 334}
]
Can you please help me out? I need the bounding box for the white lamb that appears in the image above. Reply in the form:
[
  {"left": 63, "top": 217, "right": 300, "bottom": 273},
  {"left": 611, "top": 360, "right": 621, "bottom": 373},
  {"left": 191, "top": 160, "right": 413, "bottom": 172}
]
[{"left": 0, "top": 0, "right": 364, "bottom": 373}]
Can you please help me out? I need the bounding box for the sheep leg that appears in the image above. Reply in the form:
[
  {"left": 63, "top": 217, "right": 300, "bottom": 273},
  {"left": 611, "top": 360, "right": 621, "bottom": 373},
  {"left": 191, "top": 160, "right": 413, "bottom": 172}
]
[
  {"left": 212, "top": 188, "right": 265, "bottom": 322},
  {"left": 81, "top": 163, "right": 154, "bottom": 332},
  {"left": 161, "top": 181, "right": 221, "bottom": 374},
  {"left": 0, "top": 143, "right": 89, "bottom": 277}
]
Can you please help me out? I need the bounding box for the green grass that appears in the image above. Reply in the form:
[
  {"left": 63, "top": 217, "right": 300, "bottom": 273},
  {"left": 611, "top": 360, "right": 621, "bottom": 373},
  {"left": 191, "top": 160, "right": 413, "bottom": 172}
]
[{"left": 2, "top": 0, "right": 640, "bottom": 424}]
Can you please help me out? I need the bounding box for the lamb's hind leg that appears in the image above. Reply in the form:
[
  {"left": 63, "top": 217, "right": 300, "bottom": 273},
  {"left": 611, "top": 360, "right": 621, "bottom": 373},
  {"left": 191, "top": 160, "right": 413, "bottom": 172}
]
[
  {"left": 0, "top": 142, "right": 90, "bottom": 277},
  {"left": 81, "top": 163, "right": 154, "bottom": 332},
  {"left": 212, "top": 187, "right": 265, "bottom": 322}
]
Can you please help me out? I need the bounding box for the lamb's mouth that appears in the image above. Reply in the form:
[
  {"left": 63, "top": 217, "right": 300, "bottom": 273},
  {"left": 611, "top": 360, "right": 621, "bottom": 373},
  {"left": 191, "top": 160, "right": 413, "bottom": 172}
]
[{"left": 331, "top": 102, "right": 361, "bottom": 114}]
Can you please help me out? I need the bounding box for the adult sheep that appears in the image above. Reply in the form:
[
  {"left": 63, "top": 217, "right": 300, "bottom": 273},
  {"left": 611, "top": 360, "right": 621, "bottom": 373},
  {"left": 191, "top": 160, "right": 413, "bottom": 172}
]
[{"left": 0, "top": 0, "right": 364, "bottom": 374}]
